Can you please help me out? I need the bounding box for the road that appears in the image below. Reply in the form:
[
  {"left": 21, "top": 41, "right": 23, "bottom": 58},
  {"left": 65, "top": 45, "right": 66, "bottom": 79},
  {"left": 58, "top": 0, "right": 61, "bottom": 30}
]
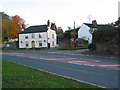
[{"left": 1, "top": 49, "right": 120, "bottom": 89}]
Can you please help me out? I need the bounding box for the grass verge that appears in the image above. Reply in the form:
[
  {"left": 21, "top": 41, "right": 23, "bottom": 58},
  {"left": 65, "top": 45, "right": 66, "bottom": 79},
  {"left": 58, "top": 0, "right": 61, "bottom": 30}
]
[
  {"left": 2, "top": 60, "right": 104, "bottom": 88},
  {"left": 58, "top": 46, "right": 88, "bottom": 50}
]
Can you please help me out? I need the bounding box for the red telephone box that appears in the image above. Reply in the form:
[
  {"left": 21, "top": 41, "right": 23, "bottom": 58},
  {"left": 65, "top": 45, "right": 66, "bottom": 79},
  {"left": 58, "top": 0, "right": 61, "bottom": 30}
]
[{"left": 70, "top": 38, "right": 75, "bottom": 47}]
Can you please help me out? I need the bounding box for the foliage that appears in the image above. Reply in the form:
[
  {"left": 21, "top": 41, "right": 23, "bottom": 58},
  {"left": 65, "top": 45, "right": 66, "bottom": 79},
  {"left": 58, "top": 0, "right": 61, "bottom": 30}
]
[
  {"left": 89, "top": 28, "right": 93, "bottom": 34},
  {"left": 9, "top": 15, "right": 23, "bottom": 39},
  {"left": 1, "top": 12, "right": 10, "bottom": 42},
  {"left": 1, "top": 12, "right": 26, "bottom": 42},
  {"left": 63, "top": 28, "right": 79, "bottom": 40},
  {"left": 2, "top": 19, "right": 10, "bottom": 41},
  {"left": 91, "top": 20, "right": 119, "bottom": 55},
  {"left": 88, "top": 43, "right": 96, "bottom": 50},
  {"left": 0, "top": 12, "right": 9, "bottom": 19},
  {"left": 67, "top": 26, "right": 71, "bottom": 30},
  {"left": 56, "top": 27, "right": 64, "bottom": 43},
  {"left": 58, "top": 46, "right": 88, "bottom": 50},
  {"left": 2, "top": 60, "right": 99, "bottom": 88},
  {"left": 93, "top": 25, "right": 118, "bottom": 43}
]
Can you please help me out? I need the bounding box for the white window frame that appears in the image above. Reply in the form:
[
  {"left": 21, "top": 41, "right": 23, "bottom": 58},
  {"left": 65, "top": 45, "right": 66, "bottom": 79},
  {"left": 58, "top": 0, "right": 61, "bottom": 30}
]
[
  {"left": 39, "top": 40, "right": 42, "bottom": 46},
  {"left": 52, "top": 34, "right": 54, "bottom": 39},
  {"left": 25, "top": 34, "right": 28, "bottom": 39},
  {"left": 52, "top": 41, "right": 54, "bottom": 46},
  {"left": 25, "top": 41, "right": 29, "bottom": 47}
]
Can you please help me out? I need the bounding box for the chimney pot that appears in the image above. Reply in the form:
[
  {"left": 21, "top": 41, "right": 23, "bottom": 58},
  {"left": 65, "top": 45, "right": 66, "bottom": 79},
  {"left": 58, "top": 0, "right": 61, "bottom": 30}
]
[
  {"left": 92, "top": 20, "right": 97, "bottom": 26},
  {"left": 47, "top": 20, "right": 50, "bottom": 27}
]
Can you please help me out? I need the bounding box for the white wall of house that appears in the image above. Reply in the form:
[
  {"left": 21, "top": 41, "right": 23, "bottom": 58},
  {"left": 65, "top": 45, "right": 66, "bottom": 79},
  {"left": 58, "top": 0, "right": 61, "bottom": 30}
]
[
  {"left": 19, "top": 29, "right": 57, "bottom": 48},
  {"left": 19, "top": 32, "right": 48, "bottom": 48},
  {"left": 47, "top": 29, "right": 57, "bottom": 48},
  {"left": 78, "top": 24, "right": 92, "bottom": 44}
]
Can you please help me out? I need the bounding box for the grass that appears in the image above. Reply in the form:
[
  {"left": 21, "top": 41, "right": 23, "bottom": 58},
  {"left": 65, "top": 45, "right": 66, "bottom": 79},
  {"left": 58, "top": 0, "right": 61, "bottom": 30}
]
[
  {"left": 58, "top": 46, "right": 88, "bottom": 50},
  {"left": 2, "top": 60, "right": 103, "bottom": 88}
]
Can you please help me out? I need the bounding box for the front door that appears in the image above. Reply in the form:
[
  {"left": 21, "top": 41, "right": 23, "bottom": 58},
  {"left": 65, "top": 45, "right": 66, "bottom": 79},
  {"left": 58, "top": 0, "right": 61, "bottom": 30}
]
[
  {"left": 32, "top": 41, "right": 35, "bottom": 48},
  {"left": 48, "top": 43, "right": 50, "bottom": 49}
]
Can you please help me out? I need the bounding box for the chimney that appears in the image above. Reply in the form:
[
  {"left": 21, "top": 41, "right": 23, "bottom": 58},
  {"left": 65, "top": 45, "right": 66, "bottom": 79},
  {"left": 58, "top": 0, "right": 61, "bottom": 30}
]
[
  {"left": 22, "top": 24, "right": 26, "bottom": 29},
  {"left": 47, "top": 20, "right": 50, "bottom": 27},
  {"left": 22, "top": 24, "right": 26, "bottom": 31},
  {"left": 92, "top": 20, "right": 97, "bottom": 26}
]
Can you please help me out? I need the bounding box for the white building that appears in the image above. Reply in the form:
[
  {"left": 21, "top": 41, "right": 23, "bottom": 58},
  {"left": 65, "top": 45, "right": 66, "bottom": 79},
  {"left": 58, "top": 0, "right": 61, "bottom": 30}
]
[
  {"left": 78, "top": 23, "right": 92, "bottom": 44},
  {"left": 19, "top": 20, "right": 57, "bottom": 49},
  {"left": 78, "top": 20, "right": 97, "bottom": 44}
]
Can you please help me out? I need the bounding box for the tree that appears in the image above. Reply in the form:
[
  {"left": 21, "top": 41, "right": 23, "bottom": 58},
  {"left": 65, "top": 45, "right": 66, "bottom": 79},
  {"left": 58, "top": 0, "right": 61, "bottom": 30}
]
[
  {"left": 67, "top": 26, "right": 71, "bottom": 30},
  {"left": 56, "top": 27, "right": 64, "bottom": 43},
  {"left": 9, "top": 15, "right": 24, "bottom": 39},
  {"left": 0, "top": 12, "right": 10, "bottom": 42},
  {"left": 89, "top": 28, "right": 93, "bottom": 34},
  {"left": 57, "top": 27, "right": 63, "bottom": 35},
  {"left": 1, "top": 12, "right": 26, "bottom": 42}
]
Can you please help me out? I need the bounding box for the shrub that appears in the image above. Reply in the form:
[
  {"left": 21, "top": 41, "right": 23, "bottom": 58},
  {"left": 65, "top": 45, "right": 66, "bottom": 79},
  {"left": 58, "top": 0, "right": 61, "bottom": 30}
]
[{"left": 88, "top": 43, "right": 96, "bottom": 50}]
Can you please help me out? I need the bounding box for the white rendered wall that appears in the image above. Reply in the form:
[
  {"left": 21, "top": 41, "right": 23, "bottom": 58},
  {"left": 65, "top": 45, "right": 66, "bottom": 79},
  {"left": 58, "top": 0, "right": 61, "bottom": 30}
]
[
  {"left": 47, "top": 29, "right": 57, "bottom": 48},
  {"left": 19, "top": 32, "right": 47, "bottom": 48},
  {"left": 78, "top": 24, "right": 92, "bottom": 44}
]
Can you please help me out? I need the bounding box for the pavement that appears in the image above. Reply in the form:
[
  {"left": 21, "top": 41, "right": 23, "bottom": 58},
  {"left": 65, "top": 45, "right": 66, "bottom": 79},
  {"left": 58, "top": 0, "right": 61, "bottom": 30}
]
[{"left": 1, "top": 49, "right": 120, "bottom": 89}]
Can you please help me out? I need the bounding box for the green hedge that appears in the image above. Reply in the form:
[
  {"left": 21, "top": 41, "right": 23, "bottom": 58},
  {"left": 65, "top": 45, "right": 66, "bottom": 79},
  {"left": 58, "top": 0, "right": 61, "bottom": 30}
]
[{"left": 58, "top": 46, "right": 88, "bottom": 50}]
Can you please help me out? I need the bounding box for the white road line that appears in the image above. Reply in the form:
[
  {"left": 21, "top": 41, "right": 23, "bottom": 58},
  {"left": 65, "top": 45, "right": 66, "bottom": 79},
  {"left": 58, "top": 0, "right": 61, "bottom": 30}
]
[
  {"left": 69, "top": 61, "right": 88, "bottom": 62},
  {"left": 84, "top": 64, "right": 95, "bottom": 66},
  {"left": 68, "top": 61, "right": 95, "bottom": 66}
]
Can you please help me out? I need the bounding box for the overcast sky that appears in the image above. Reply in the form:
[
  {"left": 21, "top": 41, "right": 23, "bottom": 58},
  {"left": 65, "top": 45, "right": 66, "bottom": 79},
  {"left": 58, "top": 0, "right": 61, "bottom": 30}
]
[{"left": 0, "top": 0, "right": 119, "bottom": 31}]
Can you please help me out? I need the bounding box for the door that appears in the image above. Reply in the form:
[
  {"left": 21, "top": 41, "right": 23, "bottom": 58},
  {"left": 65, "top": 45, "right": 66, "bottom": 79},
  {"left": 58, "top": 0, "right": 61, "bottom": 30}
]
[
  {"left": 32, "top": 41, "right": 35, "bottom": 48},
  {"left": 48, "top": 43, "right": 50, "bottom": 49}
]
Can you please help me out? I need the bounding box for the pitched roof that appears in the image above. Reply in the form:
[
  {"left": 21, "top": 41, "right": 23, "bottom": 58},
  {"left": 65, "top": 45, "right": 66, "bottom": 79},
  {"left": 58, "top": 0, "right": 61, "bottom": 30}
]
[
  {"left": 84, "top": 23, "right": 97, "bottom": 28},
  {"left": 19, "top": 25, "right": 48, "bottom": 34},
  {"left": 84, "top": 23, "right": 108, "bottom": 28}
]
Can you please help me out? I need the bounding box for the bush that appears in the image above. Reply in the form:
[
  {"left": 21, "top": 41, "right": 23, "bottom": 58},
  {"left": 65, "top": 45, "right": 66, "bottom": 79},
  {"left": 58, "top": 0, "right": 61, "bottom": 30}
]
[
  {"left": 91, "top": 25, "right": 118, "bottom": 55},
  {"left": 88, "top": 43, "right": 96, "bottom": 50},
  {"left": 93, "top": 26, "right": 118, "bottom": 44}
]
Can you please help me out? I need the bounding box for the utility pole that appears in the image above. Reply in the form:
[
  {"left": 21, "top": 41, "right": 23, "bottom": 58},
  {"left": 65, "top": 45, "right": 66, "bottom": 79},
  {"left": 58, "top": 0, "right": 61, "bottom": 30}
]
[{"left": 74, "top": 21, "right": 75, "bottom": 39}]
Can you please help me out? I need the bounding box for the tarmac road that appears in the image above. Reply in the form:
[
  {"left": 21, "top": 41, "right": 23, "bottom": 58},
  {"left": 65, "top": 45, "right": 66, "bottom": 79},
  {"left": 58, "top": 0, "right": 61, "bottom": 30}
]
[{"left": 1, "top": 49, "right": 120, "bottom": 89}]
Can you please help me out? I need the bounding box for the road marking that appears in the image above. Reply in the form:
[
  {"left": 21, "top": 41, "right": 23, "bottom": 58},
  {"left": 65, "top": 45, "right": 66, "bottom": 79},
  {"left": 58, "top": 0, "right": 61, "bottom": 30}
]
[
  {"left": 69, "top": 61, "right": 88, "bottom": 62},
  {"left": 2, "top": 52, "right": 119, "bottom": 70}
]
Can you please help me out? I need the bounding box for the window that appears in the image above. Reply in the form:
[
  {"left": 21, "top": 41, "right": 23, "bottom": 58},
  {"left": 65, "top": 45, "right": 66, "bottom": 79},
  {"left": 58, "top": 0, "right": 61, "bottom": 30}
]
[
  {"left": 31, "top": 33, "right": 35, "bottom": 38},
  {"left": 52, "top": 41, "right": 54, "bottom": 46},
  {"left": 44, "top": 40, "right": 46, "bottom": 42},
  {"left": 25, "top": 34, "right": 28, "bottom": 39},
  {"left": 39, "top": 33, "right": 42, "bottom": 38},
  {"left": 25, "top": 41, "right": 29, "bottom": 47},
  {"left": 39, "top": 40, "right": 42, "bottom": 46},
  {"left": 52, "top": 34, "right": 54, "bottom": 39}
]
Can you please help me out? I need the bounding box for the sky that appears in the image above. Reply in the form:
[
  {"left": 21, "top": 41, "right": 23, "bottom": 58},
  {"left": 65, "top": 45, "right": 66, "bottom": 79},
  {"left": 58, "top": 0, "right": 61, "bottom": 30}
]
[{"left": 0, "top": 0, "right": 119, "bottom": 31}]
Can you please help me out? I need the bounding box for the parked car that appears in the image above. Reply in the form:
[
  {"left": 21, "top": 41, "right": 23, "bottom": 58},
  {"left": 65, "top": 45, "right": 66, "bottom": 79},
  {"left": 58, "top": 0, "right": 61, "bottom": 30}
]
[{"left": 4, "top": 42, "right": 18, "bottom": 49}]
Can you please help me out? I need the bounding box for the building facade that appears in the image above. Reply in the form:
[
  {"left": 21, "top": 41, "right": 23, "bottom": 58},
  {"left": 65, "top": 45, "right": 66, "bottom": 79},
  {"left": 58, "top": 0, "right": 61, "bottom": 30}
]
[{"left": 19, "top": 21, "right": 57, "bottom": 49}]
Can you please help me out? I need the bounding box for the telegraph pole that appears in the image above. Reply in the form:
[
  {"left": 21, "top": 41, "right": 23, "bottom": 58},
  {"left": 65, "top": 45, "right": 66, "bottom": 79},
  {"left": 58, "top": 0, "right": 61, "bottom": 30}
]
[{"left": 74, "top": 21, "right": 75, "bottom": 39}]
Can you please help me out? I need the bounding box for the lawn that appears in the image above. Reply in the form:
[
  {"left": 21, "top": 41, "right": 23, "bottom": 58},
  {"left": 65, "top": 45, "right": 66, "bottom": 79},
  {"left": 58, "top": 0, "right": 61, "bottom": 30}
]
[
  {"left": 2, "top": 60, "right": 105, "bottom": 88},
  {"left": 58, "top": 46, "right": 88, "bottom": 50}
]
